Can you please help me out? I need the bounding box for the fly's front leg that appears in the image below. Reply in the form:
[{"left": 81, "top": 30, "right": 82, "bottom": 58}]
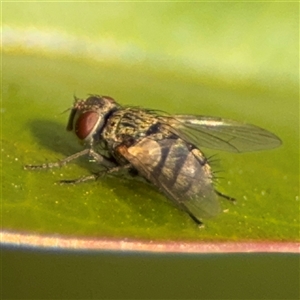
[
  {"left": 24, "top": 149, "right": 90, "bottom": 170},
  {"left": 59, "top": 164, "right": 132, "bottom": 185},
  {"left": 88, "top": 149, "right": 116, "bottom": 168},
  {"left": 24, "top": 148, "right": 115, "bottom": 170}
]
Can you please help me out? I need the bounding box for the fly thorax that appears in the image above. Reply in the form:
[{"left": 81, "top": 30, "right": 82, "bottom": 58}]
[{"left": 102, "top": 109, "right": 159, "bottom": 149}]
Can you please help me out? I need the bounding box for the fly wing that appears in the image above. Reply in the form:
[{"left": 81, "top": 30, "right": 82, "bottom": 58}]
[
  {"left": 162, "top": 115, "right": 282, "bottom": 153},
  {"left": 117, "top": 137, "right": 221, "bottom": 221}
]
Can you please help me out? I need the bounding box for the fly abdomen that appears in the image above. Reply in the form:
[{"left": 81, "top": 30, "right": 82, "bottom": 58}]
[
  {"left": 153, "top": 138, "right": 220, "bottom": 219},
  {"left": 121, "top": 136, "right": 221, "bottom": 221},
  {"left": 152, "top": 138, "right": 197, "bottom": 194}
]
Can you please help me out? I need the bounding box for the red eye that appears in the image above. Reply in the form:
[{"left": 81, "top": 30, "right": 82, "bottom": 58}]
[{"left": 75, "top": 111, "right": 99, "bottom": 140}]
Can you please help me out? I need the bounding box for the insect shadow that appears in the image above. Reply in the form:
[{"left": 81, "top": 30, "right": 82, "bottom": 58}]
[
  {"left": 26, "top": 119, "right": 168, "bottom": 222},
  {"left": 27, "top": 119, "right": 85, "bottom": 166}
]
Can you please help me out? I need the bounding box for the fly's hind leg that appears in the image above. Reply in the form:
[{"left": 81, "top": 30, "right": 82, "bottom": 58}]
[
  {"left": 59, "top": 164, "right": 132, "bottom": 185},
  {"left": 186, "top": 211, "right": 204, "bottom": 228},
  {"left": 215, "top": 190, "right": 236, "bottom": 204}
]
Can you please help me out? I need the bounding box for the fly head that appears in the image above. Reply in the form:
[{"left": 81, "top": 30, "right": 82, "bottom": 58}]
[{"left": 66, "top": 95, "right": 119, "bottom": 146}]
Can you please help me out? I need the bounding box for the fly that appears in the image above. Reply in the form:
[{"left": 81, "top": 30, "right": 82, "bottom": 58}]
[{"left": 25, "top": 95, "right": 282, "bottom": 225}]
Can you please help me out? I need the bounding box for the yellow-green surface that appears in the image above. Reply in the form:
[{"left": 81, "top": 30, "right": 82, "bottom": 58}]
[{"left": 2, "top": 2, "right": 299, "bottom": 242}]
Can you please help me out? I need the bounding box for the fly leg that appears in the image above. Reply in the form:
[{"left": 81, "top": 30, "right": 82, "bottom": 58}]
[
  {"left": 215, "top": 190, "right": 236, "bottom": 203},
  {"left": 24, "top": 148, "right": 115, "bottom": 170},
  {"left": 186, "top": 211, "right": 204, "bottom": 228},
  {"left": 59, "top": 164, "right": 132, "bottom": 185}
]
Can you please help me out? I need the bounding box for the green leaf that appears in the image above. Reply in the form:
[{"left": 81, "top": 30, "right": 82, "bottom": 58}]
[{"left": 2, "top": 2, "right": 299, "bottom": 250}]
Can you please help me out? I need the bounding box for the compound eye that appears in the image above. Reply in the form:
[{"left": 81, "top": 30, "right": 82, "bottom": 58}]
[{"left": 75, "top": 111, "right": 99, "bottom": 140}]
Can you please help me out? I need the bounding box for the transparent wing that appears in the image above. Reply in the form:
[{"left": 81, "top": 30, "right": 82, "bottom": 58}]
[
  {"left": 162, "top": 115, "right": 282, "bottom": 153},
  {"left": 117, "top": 137, "right": 221, "bottom": 221}
]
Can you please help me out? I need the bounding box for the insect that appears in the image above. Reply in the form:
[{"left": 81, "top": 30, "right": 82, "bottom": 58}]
[{"left": 25, "top": 95, "right": 281, "bottom": 225}]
